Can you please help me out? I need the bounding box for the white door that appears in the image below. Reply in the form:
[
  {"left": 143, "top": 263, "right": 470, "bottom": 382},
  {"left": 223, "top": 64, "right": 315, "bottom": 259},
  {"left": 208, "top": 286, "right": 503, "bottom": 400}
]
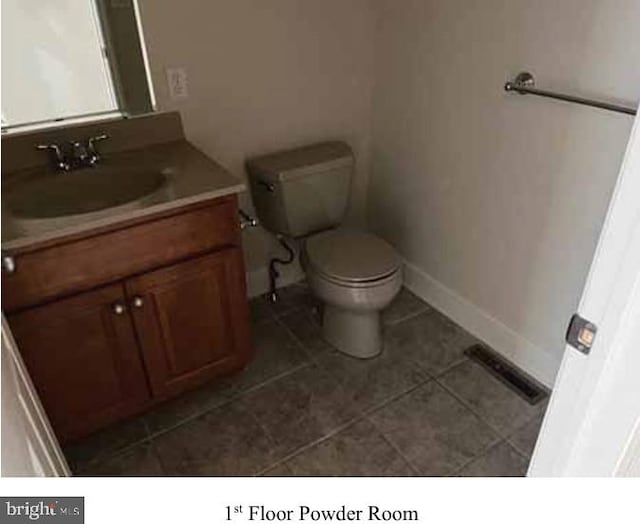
[
  {"left": 529, "top": 107, "right": 640, "bottom": 476},
  {"left": 1, "top": 316, "right": 70, "bottom": 477}
]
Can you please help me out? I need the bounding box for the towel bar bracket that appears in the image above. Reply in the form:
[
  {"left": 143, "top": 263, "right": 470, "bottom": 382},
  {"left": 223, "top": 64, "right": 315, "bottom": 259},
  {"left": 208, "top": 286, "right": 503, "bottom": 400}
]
[{"left": 505, "top": 71, "right": 535, "bottom": 94}]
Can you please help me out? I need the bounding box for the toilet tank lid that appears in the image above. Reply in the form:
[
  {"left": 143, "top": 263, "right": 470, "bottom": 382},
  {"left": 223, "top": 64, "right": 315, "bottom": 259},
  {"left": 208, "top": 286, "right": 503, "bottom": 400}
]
[
  {"left": 305, "top": 230, "right": 402, "bottom": 282},
  {"left": 246, "top": 141, "right": 354, "bottom": 182}
]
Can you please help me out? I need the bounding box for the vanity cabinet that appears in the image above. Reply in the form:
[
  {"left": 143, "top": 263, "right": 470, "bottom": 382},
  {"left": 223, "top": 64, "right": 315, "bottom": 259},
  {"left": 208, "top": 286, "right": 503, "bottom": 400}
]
[
  {"left": 3, "top": 195, "right": 253, "bottom": 442},
  {"left": 8, "top": 283, "right": 151, "bottom": 441}
]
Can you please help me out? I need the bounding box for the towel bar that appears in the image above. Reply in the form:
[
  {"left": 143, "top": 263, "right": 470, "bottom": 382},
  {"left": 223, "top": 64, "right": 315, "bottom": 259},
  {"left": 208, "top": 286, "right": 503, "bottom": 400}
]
[{"left": 504, "top": 71, "right": 636, "bottom": 116}]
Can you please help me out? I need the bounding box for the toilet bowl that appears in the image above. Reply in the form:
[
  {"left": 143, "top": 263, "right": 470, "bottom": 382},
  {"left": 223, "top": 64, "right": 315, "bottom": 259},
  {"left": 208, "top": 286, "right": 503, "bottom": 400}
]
[
  {"left": 246, "top": 141, "right": 403, "bottom": 358},
  {"left": 302, "top": 230, "right": 402, "bottom": 358}
]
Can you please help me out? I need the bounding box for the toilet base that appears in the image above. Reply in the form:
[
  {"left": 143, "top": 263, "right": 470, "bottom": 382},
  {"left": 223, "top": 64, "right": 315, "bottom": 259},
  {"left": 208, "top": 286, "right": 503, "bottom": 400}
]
[{"left": 322, "top": 305, "right": 382, "bottom": 359}]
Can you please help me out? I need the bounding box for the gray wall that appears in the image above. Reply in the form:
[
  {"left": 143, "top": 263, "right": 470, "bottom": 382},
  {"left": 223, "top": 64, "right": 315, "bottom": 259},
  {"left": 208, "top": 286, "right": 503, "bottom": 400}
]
[
  {"left": 369, "top": 0, "right": 639, "bottom": 383},
  {"left": 138, "top": 0, "right": 639, "bottom": 384},
  {"left": 138, "top": 0, "right": 375, "bottom": 294}
]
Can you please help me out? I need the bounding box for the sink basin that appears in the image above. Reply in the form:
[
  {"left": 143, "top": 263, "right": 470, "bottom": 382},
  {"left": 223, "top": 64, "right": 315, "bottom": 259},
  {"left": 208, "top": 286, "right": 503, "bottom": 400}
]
[
  {"left": 8, "top": 167, "right": 167, "bottom": 219},
  {"left": 7, "top": 167, "right": 170, "bottom": 236}
]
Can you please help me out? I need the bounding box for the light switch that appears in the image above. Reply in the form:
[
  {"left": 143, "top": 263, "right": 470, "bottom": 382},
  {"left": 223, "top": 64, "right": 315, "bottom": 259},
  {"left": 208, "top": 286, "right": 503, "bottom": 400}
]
[{"left": 166, "top": 67, "right": 188, "bottom": 100}]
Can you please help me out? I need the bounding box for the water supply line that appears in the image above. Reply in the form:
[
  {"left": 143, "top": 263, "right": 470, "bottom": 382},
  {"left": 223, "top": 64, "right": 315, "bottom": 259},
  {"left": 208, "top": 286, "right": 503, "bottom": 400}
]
[{"left": 268, "top": 236, "right": 296, "bottom": 303}]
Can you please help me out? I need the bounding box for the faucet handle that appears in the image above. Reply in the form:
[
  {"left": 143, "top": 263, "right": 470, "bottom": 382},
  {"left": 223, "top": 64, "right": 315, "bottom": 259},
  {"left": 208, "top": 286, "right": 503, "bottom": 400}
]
[
  {"left": 35, "top": 143, "right": 69, "bottom": 171},
  {"left": 87, "top": 134, "right": 109, "bottom": 163}
]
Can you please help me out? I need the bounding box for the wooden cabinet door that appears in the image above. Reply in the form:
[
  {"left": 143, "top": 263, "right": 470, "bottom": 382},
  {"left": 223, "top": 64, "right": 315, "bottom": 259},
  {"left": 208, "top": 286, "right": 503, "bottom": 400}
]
[
  {"left": 7, "top": 284, "right": 150, "bottom": 442},
  {"left": 125, "top": 248, "right": 252, "bottom": 399}
]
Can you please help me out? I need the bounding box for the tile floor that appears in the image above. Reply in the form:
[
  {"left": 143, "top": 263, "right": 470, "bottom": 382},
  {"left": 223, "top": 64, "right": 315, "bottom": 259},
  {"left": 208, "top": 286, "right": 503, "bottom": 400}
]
[{"left": 64, "top": 283, "right": 548, "bottom": 477}]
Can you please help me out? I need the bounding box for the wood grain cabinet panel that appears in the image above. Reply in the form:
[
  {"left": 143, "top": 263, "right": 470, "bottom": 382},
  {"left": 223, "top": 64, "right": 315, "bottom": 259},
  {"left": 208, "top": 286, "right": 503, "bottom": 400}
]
[
  {"left": 125, "top": 248, "right": 252, "bottom": 400},
  {"left": 7, "top": 284, "right": 151, "bottom": 442},
  {"left": 4, "top": 195, "right": 253, "bottom": 442},
  {"left": 2, "top": 197, "right": 239, "bottom": 312}
]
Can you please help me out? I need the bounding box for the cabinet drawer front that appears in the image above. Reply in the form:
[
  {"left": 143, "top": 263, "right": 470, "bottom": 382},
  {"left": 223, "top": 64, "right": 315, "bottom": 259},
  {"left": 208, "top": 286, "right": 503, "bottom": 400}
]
[{"left": 3, "top": 197, "right": 239, "bottom": 312}]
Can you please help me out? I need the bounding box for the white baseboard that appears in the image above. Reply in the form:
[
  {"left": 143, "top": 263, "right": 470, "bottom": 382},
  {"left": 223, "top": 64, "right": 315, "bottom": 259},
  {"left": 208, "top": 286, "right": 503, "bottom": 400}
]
[
  {"left": 403, "top": 260, "right": 560, "bottom": 388},
  {"left": 246, "top": 265, "right": 306, "bottom": 299}
]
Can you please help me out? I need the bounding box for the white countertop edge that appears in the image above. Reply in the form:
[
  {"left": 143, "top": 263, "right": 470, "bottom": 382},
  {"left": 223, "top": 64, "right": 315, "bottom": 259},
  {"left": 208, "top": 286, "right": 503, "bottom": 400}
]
[{"left": 2, "top": 182, "right": 247, "bottom": 251}]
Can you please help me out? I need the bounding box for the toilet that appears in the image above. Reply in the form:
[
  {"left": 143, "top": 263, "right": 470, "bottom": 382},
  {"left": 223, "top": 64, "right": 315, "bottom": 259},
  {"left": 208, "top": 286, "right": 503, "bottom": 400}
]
[{"left": 247, "top": 141, "right": 402, "bottom": 359}]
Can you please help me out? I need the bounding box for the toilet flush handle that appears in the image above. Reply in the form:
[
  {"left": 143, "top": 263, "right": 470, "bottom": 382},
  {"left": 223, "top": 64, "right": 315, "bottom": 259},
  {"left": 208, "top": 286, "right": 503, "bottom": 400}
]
[{"left": 257, "top": 180, "right": 275, "bottom": 192}]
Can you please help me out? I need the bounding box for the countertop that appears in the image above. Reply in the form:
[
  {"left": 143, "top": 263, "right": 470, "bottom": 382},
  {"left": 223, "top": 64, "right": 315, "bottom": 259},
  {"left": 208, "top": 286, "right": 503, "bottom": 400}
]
[{"left": 1, "top": 140, "right": 246, "bottom": 251}]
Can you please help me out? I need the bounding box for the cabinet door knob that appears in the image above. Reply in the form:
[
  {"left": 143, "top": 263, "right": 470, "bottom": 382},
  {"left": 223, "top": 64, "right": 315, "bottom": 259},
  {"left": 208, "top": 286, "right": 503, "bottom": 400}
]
[
  {"left": 112, "top": 302, "right": 126, "bottom": 315},
  {"left": 2, "top": 255, "right": 16, "bottom": 274},
  {"left": 132, "top": 296, "right": 144, "bottom": 308}
]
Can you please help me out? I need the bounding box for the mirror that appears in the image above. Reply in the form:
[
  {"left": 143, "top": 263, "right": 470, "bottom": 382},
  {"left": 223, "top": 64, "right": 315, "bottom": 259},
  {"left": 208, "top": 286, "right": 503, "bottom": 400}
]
[{"left": 1, "top": 0, "right": 154, "bottom": 131}]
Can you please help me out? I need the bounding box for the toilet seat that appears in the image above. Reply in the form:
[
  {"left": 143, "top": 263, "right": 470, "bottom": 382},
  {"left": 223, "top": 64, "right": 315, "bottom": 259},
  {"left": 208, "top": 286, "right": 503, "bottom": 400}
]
[
  {"left": 309, "top": 267, "right": 401, "bottom": 290},
  {"left": 304, "top": 230, "right": 402, "bottom": 285}
]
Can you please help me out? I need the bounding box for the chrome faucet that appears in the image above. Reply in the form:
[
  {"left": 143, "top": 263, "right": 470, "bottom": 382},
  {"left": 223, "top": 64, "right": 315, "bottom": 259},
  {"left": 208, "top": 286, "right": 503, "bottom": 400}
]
[
  {"left": 36, "top": 134, "right": 109, "bottom": 172},
  {"left": 35, "top": 143, "right": 69, "bottom": 171},
  {"left": 69, "top": 141, "right": 90, "bottom": 168},
  {"left": 87, "top": 134, "right": 108, "bottom": 164}
]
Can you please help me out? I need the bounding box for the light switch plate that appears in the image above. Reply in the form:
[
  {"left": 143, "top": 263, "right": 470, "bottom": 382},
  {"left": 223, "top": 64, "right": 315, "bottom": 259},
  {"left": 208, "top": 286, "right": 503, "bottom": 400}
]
[{"left": 166, "top": 67, "right": 188, "bottom": 100}]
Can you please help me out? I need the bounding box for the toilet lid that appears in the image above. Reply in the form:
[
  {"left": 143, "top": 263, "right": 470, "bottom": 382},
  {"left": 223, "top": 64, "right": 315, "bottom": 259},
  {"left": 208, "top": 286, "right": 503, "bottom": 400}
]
[{"left": 305, "top": 230, "right": 401, "bottom": 283}]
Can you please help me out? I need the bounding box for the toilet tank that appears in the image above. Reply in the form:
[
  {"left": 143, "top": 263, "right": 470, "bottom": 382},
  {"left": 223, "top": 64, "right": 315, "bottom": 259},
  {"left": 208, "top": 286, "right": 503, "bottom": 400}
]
[{"left": 246, "top": 141, "right": 354, "bottom": 238}]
